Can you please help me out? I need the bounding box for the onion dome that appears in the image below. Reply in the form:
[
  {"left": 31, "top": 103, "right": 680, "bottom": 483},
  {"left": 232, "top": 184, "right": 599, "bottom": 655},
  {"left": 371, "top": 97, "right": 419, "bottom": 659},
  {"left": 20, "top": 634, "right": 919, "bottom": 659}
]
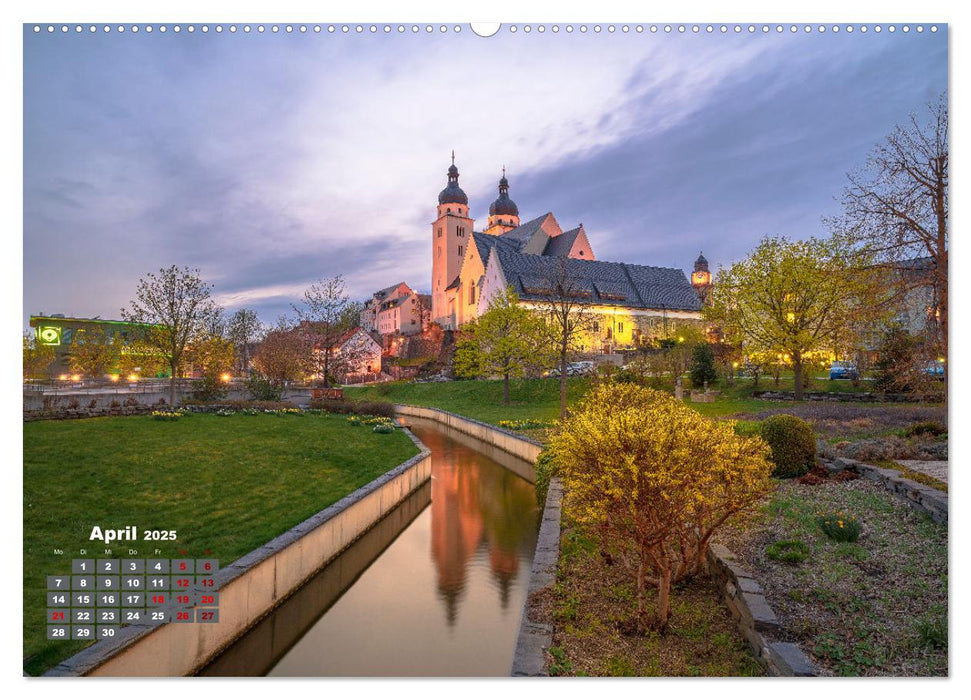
[
  {"left": 694, "top": 252, "right": 709, "bottom": 273},
  {"left": 489, "top": 170, "right": 519, "bottom": 217},
  {"left": 438, "top": 154, "right": 468, "bottom": 205}
]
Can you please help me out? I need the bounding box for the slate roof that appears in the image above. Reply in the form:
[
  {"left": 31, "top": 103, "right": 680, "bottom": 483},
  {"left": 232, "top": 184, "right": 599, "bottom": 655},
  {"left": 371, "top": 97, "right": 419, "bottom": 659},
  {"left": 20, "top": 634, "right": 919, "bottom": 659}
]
[
  {"left": 543, "top": 227, "right": 582, "bottom": 257},
  {"left": 493, "top": 246, "right": 702, "bottom": 312}
]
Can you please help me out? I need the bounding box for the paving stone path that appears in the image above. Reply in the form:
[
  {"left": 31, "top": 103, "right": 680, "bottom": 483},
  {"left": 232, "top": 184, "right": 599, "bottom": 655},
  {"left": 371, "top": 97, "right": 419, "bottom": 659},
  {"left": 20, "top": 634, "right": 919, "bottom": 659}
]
[{"left": 897, "top": 460, "right": 948, "bottom": 484}]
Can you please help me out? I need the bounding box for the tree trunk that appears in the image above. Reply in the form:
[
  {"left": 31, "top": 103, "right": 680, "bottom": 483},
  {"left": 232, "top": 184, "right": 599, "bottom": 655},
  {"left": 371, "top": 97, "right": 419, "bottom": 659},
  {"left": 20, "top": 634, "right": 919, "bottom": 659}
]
[
  {"left": 169, "top": 364, "right": 177, "bottom": 407},
  {"left": 793, "top": 355, "right": 804, "bottom": 401},
  {"left": 655, "top": 560, "right": 672, "bottom": 632},
  {"left": 503, "top": 371, "right": 510, "bottom": 404},
  {"left": 559, "top": 346, "right": 568, "bottom": 419},
  {"left": 636, "top": 556, "right": 649, "bottom": 631}
]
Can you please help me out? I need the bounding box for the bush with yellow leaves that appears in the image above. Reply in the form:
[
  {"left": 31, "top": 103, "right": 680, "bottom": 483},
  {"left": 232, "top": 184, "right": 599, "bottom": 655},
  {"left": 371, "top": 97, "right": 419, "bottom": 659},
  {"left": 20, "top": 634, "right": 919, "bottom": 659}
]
[{"left": 549, "top": 383, "right": 772, "bottom": 632}]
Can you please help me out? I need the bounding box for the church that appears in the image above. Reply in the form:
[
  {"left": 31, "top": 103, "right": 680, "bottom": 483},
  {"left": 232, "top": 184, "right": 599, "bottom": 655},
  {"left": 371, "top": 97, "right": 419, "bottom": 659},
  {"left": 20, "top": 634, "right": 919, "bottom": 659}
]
[{"left": 431, "top": 158, "right": 708, "bottom": 353}]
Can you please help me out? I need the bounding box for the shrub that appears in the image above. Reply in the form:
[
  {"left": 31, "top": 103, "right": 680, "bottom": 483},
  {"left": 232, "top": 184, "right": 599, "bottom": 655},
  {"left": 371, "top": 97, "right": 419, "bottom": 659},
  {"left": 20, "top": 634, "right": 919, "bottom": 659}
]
[
  {"left": 124, "top": 396, "right": 139, "bottom": 407},
  {"left": 245, "top": 373, "right": 283, "bottom": 402},
  {"left": 498, "top": 419, "right": 551, "bottom": 431},
  {"left": 816, "top": 513, "right": 861, "bottom": 542},
  {"left": 110, "top": 399, "right": 121, "bottom": 408},
  {"left": 372, "top": 424, "right": 395, "bottom": 434},
  {"left": 193, "top": 374, "right": 229, "bottom": 401},
  {"left": 689, "top": 343, "right": 718, "bottom": 389},
  {"left": 904, "top": 421, "right": 947, "bottom": 438},
  {"left": 766, "top": 539, "right": 810, "bottom": 564},
  {"left": 760, "top": 414, "right": 816, "bottom": 478},
  {"left": 534, "top": 449, "right": 558, "bottom": 506},
  {"left": 346, "top": 416, "right": 363, "bottom": 426},
  {"left": 549, "top": 383, "right": 772, "bottom": 631}
]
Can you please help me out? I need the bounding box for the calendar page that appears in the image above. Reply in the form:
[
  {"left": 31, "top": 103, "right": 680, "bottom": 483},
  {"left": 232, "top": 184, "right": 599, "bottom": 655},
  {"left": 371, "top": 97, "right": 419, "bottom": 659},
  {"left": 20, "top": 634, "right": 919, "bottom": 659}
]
[{"left": 20, "top": 4, "right": 950, "bottom": 685}]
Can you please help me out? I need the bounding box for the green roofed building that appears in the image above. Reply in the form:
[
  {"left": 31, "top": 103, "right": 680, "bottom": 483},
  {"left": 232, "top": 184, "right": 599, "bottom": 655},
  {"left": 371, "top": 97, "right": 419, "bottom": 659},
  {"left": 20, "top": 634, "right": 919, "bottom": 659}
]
[{"left": 28, "top": 314, "right": 169, "bottom": 378}]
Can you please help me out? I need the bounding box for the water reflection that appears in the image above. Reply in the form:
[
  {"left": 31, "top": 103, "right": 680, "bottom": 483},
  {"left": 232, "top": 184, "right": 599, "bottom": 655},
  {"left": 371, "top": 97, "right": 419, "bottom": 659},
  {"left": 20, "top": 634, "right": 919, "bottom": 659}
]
[
  {"left": 422, "top": 424, "right": 538, "bottom": 625},
  {"left": 203, "top": 420, "right": 539, "bottom": 676}
]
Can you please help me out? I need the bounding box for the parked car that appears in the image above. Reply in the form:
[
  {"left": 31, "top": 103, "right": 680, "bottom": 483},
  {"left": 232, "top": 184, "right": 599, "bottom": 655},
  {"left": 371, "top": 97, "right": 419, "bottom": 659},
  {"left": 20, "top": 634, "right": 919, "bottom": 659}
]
[
  {"left": 545, "top": 361, "right": 596, "bottom": 377},
  {"left": 921, "top": 359, "right": 945, "bottom": 380},
  {"left": 829, "top": 361, "right": 859, "bottom": 381}
]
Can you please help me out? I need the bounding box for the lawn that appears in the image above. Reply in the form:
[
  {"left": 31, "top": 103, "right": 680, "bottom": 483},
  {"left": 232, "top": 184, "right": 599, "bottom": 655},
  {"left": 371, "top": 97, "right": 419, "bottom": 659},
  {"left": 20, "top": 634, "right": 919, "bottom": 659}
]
[
  {"left": 23, "top": 412, "right": 418, "bottom": 675},
  {"left": 346, "top": 377, "right": 593, "bottom": 425},
  {"left": 346, "top": 374, "right": 935, "bottom": 426}
]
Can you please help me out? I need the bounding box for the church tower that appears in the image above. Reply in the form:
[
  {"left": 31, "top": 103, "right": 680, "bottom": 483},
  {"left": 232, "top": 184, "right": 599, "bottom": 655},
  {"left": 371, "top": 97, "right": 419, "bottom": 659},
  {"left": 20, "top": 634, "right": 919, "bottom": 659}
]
[
  {"left": 432, "top": 154, "right": 475, "bottom": 327},
  {"left": 483, "top": 168, "right": 520, "bottom": 236},
  {"left": 692, "top": 252, "right": 712, "bottom": 305}
]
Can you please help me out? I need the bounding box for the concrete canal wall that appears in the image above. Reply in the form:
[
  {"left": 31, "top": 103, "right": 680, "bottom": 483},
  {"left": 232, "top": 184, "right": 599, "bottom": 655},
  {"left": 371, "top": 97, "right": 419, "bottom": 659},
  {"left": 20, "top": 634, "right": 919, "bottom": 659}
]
[
  {"left": 45, "top": 430, "right": 432, "bottom": 677},
  {"left": 394, "top": 404, "right": 543, "bottom": 467}
]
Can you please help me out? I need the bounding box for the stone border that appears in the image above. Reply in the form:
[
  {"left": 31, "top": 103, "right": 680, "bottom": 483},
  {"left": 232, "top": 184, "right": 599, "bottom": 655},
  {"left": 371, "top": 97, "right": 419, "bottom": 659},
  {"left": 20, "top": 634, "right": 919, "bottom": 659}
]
[
  {"left": 511, "top": 478, "right": 562, "bottom": 677},
  {"left": 705, "top": 543, "right": 816, "bottom": 676},
  {"left": 43, "top": 428, "right": 432, "bottom": 677},
  {"left": 394, "top": 404, "right": 543, "bottom": 465},
  {"left": 825, "top": 457, "right": 948, "bottom": 524}
]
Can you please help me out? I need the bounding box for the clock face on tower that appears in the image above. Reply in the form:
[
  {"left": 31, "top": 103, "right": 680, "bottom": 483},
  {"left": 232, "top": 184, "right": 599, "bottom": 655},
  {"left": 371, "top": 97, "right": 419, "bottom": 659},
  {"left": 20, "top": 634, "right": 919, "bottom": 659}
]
[{"left": 692, "top": 271, "right": 711, "bottom": 286}]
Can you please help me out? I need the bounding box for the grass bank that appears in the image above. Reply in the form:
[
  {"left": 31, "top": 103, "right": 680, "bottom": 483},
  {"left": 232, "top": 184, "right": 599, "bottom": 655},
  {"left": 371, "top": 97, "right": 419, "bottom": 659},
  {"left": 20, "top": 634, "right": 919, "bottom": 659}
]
[{"left": 23, "top": 412, "right": 418, "bottom": 675}]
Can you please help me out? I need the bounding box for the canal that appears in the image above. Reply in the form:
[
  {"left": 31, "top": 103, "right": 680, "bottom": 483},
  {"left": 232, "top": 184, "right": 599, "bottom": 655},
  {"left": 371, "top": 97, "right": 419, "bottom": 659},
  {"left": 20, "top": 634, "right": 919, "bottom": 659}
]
[{"left": 199, "top": 418, "right": 540, "bottom": 677}]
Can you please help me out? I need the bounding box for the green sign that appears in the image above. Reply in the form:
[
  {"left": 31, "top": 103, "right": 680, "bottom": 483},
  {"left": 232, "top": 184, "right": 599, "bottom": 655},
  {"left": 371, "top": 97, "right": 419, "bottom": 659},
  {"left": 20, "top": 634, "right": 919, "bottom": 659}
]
[{"left": 37, "top": 326, "right": 61, "bottom": 346}]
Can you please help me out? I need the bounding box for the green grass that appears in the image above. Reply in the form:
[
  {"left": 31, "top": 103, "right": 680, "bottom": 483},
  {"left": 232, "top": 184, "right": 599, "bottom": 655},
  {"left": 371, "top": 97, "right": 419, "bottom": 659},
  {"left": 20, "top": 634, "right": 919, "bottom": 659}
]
[
  {"left": 346, "top": 377, "right": 593, "bottom": 425},
  {"left": 23, "top": 412, "right": 418, "bottom": 675}
]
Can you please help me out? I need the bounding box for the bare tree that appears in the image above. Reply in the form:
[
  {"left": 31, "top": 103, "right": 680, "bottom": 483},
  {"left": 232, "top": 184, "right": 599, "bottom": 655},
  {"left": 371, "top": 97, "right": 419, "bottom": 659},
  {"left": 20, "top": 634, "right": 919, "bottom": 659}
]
[
  {"left": 292, "top": 276, "right": 367, "bottom": 387},
  {"left": 536, "top": 256, "right": 594, "bottom": 418},
  {"left": 828, "top": 93, "right": 948, "bottom": 392},
  {"left": 122, "top": 266, "right": 221, "bottom": 405},
  {"left": 226, "top": 308, "right": 265, "bottom": 376}
]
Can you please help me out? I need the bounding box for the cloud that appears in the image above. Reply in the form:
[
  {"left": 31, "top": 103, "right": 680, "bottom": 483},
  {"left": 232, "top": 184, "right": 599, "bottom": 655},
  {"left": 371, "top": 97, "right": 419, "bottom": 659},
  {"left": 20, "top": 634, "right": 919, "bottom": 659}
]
[{"left": 23, "top": 29, "right": 947, "bottom": 327}]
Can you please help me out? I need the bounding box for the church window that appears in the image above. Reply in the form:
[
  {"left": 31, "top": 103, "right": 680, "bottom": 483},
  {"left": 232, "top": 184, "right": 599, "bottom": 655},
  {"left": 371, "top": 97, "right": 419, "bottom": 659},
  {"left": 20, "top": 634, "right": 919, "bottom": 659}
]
[
  {"left": 618, "top": 322, "right": 624, "bottom": 333},
  {"left": 469, "top": 283, "right": 476, "bottom": 305},
  {"left": 447, "top": 208, "right": 451, "bottom": 214},
  {"left": 438, "top": 246, "right": 442, "bottom": 257},
  {"left": 579, "top": 250, "right": 584, "bottom": 256},
  {"left": 458, "top": 245, "right": 463, "bottom": 257},
  {"left": 438, "top": 228, "right": 442, "bottom": 238}
]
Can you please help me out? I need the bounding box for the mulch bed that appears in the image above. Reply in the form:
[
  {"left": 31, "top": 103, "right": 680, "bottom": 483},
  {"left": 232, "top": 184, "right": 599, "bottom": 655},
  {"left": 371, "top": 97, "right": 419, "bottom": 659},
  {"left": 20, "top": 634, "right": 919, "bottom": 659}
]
[{"left": 544, "top": 525, "right": 765, "bottom": 677}]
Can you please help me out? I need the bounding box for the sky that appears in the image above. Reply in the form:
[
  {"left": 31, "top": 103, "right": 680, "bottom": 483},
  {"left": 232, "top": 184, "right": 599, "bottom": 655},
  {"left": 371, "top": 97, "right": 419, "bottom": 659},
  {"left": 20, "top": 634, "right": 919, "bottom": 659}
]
[{"left": 22, "top": 23, "right": 948, "bottom": 327}]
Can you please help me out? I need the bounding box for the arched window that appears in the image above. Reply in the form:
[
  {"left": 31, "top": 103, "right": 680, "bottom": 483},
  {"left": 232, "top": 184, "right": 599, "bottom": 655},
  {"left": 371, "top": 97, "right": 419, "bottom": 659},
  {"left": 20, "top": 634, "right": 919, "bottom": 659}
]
[{"left": 469, "top": 283, "right": 476, "bottom": 305}]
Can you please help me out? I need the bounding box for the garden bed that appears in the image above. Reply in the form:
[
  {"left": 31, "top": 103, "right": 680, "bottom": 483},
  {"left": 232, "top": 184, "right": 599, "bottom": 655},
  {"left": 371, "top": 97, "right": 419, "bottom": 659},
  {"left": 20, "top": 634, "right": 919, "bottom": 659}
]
[
  {"left": 542, "top": 523, "right": 765, "bottom": 677},
  {"left": 715, "top": 478, "right": 947, "bottom": 676}
]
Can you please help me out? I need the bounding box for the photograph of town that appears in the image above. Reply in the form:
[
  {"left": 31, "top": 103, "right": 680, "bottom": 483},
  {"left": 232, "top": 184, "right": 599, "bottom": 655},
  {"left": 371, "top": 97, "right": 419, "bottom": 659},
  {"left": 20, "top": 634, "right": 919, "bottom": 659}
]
[{"left": 22, "top": 18, "right": 949, "bottom": 682}]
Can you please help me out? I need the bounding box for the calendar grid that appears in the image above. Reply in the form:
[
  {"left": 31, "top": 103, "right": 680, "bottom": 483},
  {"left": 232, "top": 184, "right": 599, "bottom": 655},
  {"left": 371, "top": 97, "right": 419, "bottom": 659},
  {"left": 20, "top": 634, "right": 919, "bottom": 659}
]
[{"left": 47, "top": 559, "right": 219, "bottom": 641}]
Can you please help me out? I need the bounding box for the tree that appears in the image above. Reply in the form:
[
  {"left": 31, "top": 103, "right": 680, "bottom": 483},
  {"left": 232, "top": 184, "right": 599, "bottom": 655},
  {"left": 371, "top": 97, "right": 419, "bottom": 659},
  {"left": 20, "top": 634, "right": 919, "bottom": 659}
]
[
  {"left": 226, "top": 308, "right": 265, "bottom": 376},
  {"left": 549, "top": 383, "right": 771, "bottom": 631},
  {"left": 453, "top": 287, "right": 551, "bottom": 404},
  {"left": 251, "top": 328, "right": 311, "bottom": 384},
  {"left": 828, "top": 94, "right": 948, "bottom": 394},
  {"left": 67, "top": 326, "right": 119, "bottom": 378},
  {"left": 116, "top": 339, "right": 166, "bottom": 378},
  {"left": 706, "top": 236, "right": 888, "bottom": 400},
  {"left": 291, "top": 276, "right": 365, "bottom": 387},
  {"left": 122, "top": 266, "right": 221, "bottom": 406},
  {"left": 689, "top": 343, "right": 717, "bottom": 389},
  {"left": 534, "top": 256, "right": 594, "bottom": 418},
  {"left": 23, "top": 333, "right": 55, "bottom": 380}
]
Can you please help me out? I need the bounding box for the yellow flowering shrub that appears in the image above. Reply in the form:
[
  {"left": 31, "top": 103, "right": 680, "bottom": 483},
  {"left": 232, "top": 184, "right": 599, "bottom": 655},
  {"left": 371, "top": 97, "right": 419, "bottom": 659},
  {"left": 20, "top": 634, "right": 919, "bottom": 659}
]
[{"left": 549, "top": 383, "right": 772, "bottom": 631}]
